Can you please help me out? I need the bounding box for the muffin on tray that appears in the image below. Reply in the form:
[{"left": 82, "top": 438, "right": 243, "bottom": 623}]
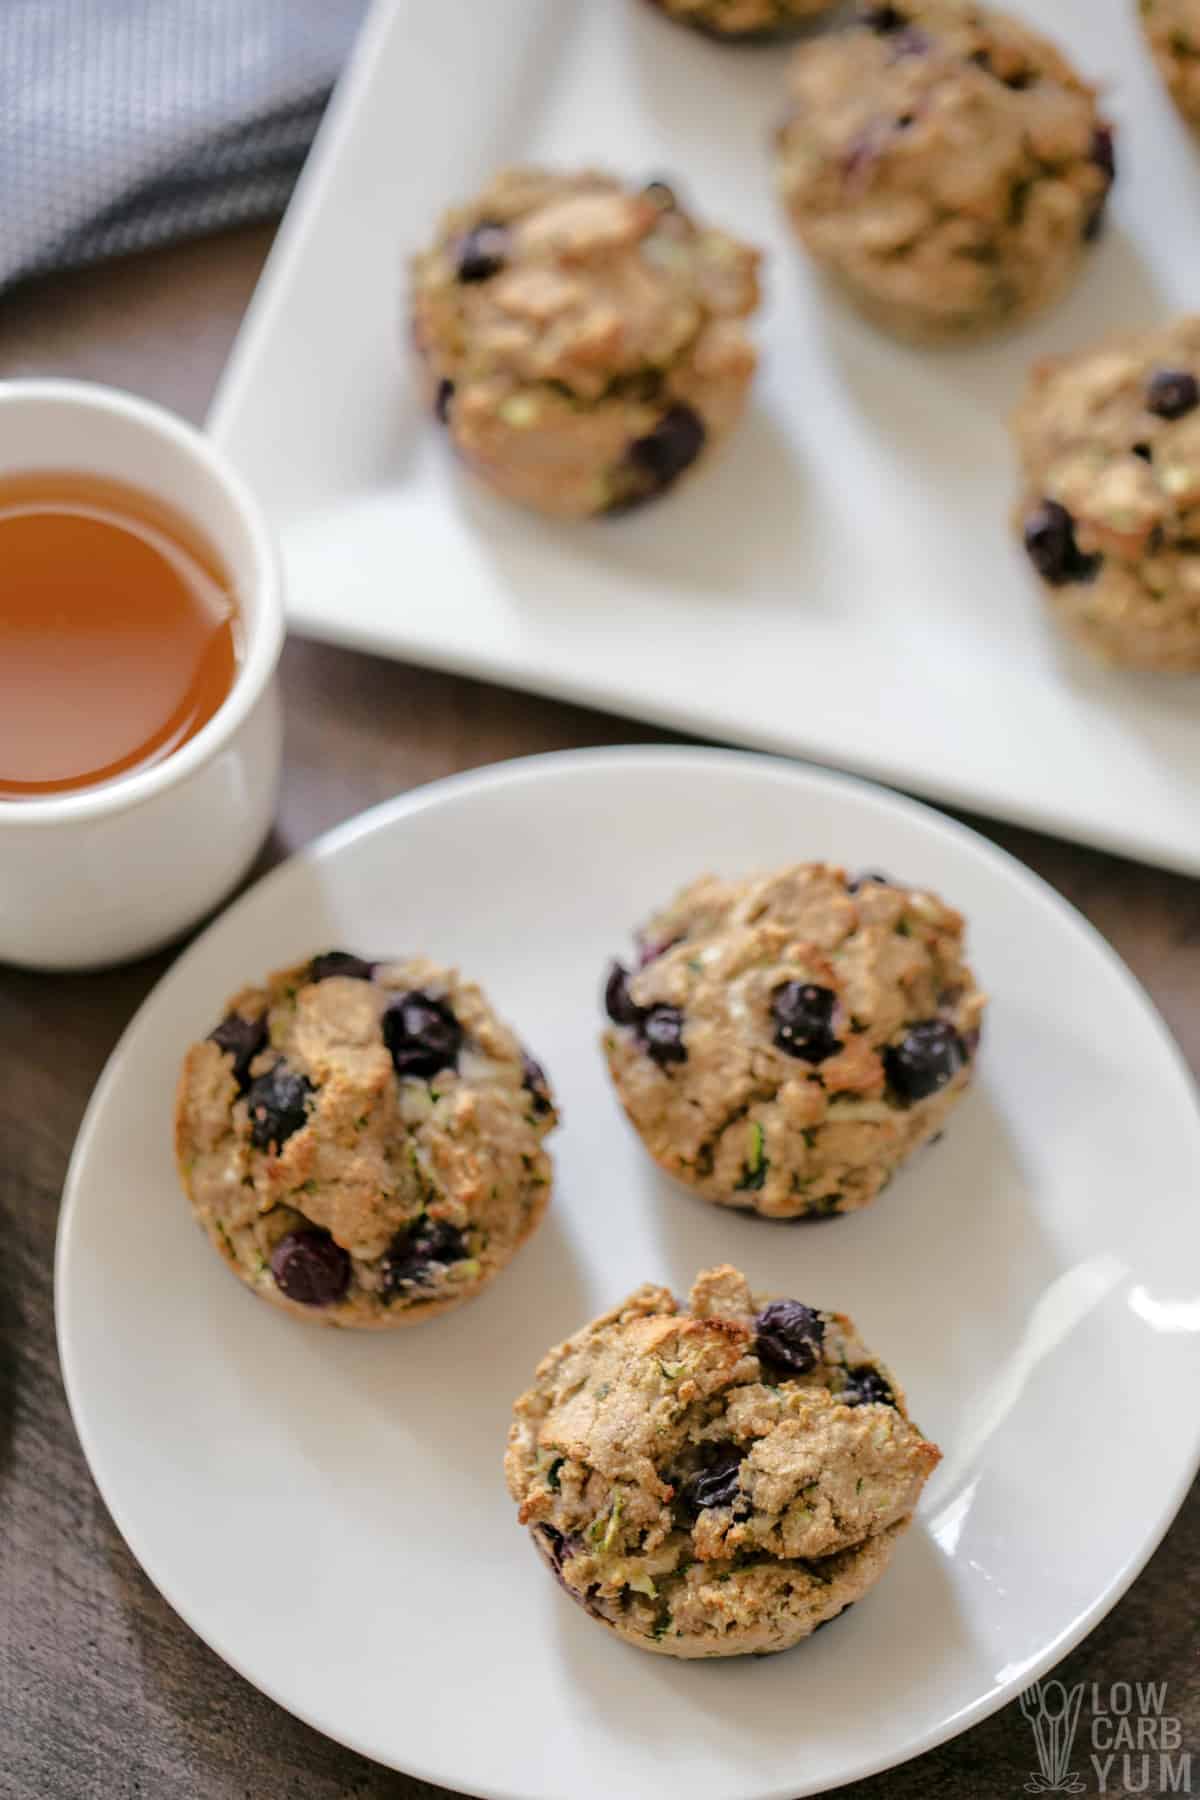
[{"left": 411, "top": 167, "right": 761, "bottom": 517}]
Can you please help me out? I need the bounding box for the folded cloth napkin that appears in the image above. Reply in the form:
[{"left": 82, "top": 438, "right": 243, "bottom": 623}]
[{"left": 0, "top": 0, "right": 366, "bottom": 294}]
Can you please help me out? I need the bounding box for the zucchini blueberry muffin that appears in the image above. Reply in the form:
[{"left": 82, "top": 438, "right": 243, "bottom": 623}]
[
  {"left": 506, "top": 1264, "right": 941, "bottom": 1657},
  {"left": 643, "top": 0, "right": 836, "bottom": 41},
  {"left": 175, "top": 951, "right": 556, "bottom": 1327},
  {"left": 1014, "top": 316, "right": 1200, "bottom": 670},
  {"left": 410, "top": 167, "right": 761, "bottom": 517},
  {"left": 603, "top": 863, "right": 984, "bottom": 1218},
  {"left": 774, "top": 1, "right": 1115, "bottom": 343},
  {"left": 1140, "top": 0, "right": 1200, "bottom": 130}
]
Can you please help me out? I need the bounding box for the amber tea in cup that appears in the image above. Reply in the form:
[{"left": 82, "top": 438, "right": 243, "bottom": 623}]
[{"left": 0, "top": 471, "right": 239, "bottom": 800}]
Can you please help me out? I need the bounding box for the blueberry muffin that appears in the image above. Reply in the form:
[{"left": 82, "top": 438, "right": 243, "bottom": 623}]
[
  {"left": 602, "top": 863, "right": 984, "bottom": 1219},
  {"left": 175, "top": 952, "right": 556, "bottom": 1327},
  {"left": 506, "top": 1264, "right": 941, "bottom": 1657},
  {"left": 643, "top": 0, "right": 836, "bottom": 40},
  {"left": 1014, "top": 317, "right": 1200, "bottom": 670},
  {"left": 1140, "top": 0, "right": 1200, "bottom": 130},
  {"left": 410, "top": 167, "right": 761, "bottom": 517},
  {"left": 774, "top": 1, "right": 1115, "bottom": 343}
]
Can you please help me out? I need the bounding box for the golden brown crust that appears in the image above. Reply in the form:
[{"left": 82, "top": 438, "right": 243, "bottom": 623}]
[
  {"left": 175, "top": 955, "right": 556, "bottom": 1328},
  {"left": 603, "top": 864, "right": 984, "bottom": 1218},
  {"left": 410, "top": 167, "right": 761, "bottom": 517},
  {"left": 1140, "top": 0, "right": 1200, "bottom": 128},
  {"left": 1013, "top": 315, "right": 1200, "bottom": 670},
  {"left": 506, "top": 1266, "right": 940, "bottom": 1657},
  {"left": 775, "top": 2, "right": 1112, "bottom": 342}
]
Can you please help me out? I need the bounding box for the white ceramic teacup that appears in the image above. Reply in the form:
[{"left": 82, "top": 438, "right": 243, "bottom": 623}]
[{"left": 0, "top": 380, "right": 284, "bottom": 971}]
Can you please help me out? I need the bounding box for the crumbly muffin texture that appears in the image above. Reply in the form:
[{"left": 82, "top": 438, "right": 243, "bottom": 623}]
[
  {"left": 603, "top": 864, "right": 984, "bottom": 1219},
  {"left": 506, "top": 1265, "right": 941, "bottom": 1658},
  {"left": 774, "top": 0, "right": 1115, "bottom": 343},
  {"left": 1014, "top": 316, "right": 1200, "bottom": 670},
  {"left": 410, "top": 167, "right": 761, "bottom": 517},
  {"left": 1140, "top": 0, "right": 1200, "bottom": 129},
  {"left": 645, "top": 0, "right": 836, "bottom": 40},
  {"left": 175, "top": 952, "right": 556, "bottom": 1328}
]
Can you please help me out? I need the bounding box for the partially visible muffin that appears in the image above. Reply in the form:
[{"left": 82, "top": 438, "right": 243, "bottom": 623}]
[
  {"left": 774, "top": 1, "right": 1115, "bottom": 342},
  {"left": 644, "top": 0, "right": 836, "bottom": 40},
  {"left": 175, "top": 952, "right": 556, "bottom": 1327},
  {"left": 603, "top": 863, "right": 985, "bottom": 1219},
  {"left": 411, "top": 167, "right": 761, "bottom": 517},
  {"left": 1140, "top": 0, "right": 1200, "bottom": 130},
  {"left": 1014, "top": 316, "right": 1200, "bottom": 670},
  {"left": 506, "top": 1264, "right": 941, "bottom": 1658}
]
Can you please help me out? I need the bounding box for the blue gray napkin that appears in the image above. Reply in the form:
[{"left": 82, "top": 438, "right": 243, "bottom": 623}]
[{"left": 0, "top": 0, "right": 366, "bottom": 294}]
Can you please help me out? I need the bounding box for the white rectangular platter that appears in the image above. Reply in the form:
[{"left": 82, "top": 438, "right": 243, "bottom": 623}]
[{"left": 209, "top": 0, "right": 1200, "bottom": 873}]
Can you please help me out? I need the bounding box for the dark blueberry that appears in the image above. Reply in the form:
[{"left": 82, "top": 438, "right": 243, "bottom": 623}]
[
  {"left": 246, "top": 1060, "right": 313, "bottom": 1152},
  {"left": 456, "top": 221, "right": 508, "bottom": 282},
  {"left": 862, "top": 3, "right": 906, "bottom": 27},
  {"left": 309, "top": 950, "right": 376, "bottom": 984},
  {"left": 641, "top": 1004, "right": 687, "bottom": 1066},
  {"left": 208, "top": 1011, "right": 268, "bottom": 1093},
  {"left": 1131, "top": 441, "right": 1153, "bottom": 462},
  {"left": 1146, "top": 368, "right": 1199, "bottom": 422},
  {"left": 753, "top": 1299, "right": 826, "bottom": 1376},
  {"left": 771, "top": 981, "right": 842, "bottom": 1064},
  {"left": 434, "top": 378, "right": 455, "bottom": 424},
  {"left": 1090, "top": 123, "right": 1116, "bottom": 184},
  {"left": 382, "top": 990, "right": 462, "bottom": 1079},
  {"left": 847, "top": 870, "right": 893, "bottom": 893},
  {"left": 537, "top": 1523, "right": 571, "bottom": 1573},
  {"left": 270, "top": 1228, "right": 350, "bottom": 1307},
  {"left": 604, "top": 961, "right": 642, "bottom": 1026},
  {"left": 381, "top": 1215, "right": 468, "bottom": 1296},
  {"left": 521, "top": 1049, "right": 554, "bottom": 1117},
  {"left": 1022, "top": 500, "right": 1101, "bottom": 587},
  {"left": 841, "top": 1366, "right": 895, "bottom": 1408},
  {"left": 643, "top": 179, "right": 678, "bottom": 211},
  {"left": 627, "top": 404, "right": 707, "bottom": 493},
  {"left": 1083, "top": 125, "right": 1115, "bottom": 240},
  {"left": 884, "top": 1020, "right": 965, "bottom": 1101},
  {"left": 680, "top": 1445, "right": 745, "bottom": 1513},
  {"left": 535, "top": 1526, "right": 597, "bottom": 1610}
]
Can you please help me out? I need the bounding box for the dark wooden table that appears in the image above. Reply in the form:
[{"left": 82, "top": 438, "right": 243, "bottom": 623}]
[{"left": 1, "top": 228, "right": 1197, "bottom": 1800}]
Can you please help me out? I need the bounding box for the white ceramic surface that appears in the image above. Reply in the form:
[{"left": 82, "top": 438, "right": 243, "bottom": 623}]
[
  {"left": 210, "top": 0, "right": 1200, "bottom": 876},
  {"left": 57, "top": 747, "right": 1200, "bottom": 1800},
  {"left": 0, "top": 381, "right": 284, "bottom": 970}
]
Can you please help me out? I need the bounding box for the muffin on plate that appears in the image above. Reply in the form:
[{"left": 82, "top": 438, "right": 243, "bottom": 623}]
[
  {"left": 643, "top": 0, "right": 837, "bottom": 40},
  {"left": 1014, "top": 315, "right": 1200, "bottom": 670},
  {"left": 774, "top": 0, "right": 1115, "bottom": 342},
  {"left": 1139, "top": 0, "right": 1200, "bottom": 131},
  {"left": 175, "top": 951, "right": 556, "bottom": 1327},
  {"left": 410, "top": 166, "right": 761, "bottom": 517},
  {"left": 602, "top": 863, "right": 984, "bottom": 1218},
  {"left": 506, "top": 1264, "right": 941, "bottom": 1658}
]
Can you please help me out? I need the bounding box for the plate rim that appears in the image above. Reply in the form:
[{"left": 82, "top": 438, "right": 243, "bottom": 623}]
[{"left": 55, "top": 743, "right": 1200, "bottom": 1800}]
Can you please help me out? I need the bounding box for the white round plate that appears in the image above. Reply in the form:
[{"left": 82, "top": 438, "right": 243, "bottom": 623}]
[{"left": 57, "top": 747, "right": 1200, "bottom": 1800}]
